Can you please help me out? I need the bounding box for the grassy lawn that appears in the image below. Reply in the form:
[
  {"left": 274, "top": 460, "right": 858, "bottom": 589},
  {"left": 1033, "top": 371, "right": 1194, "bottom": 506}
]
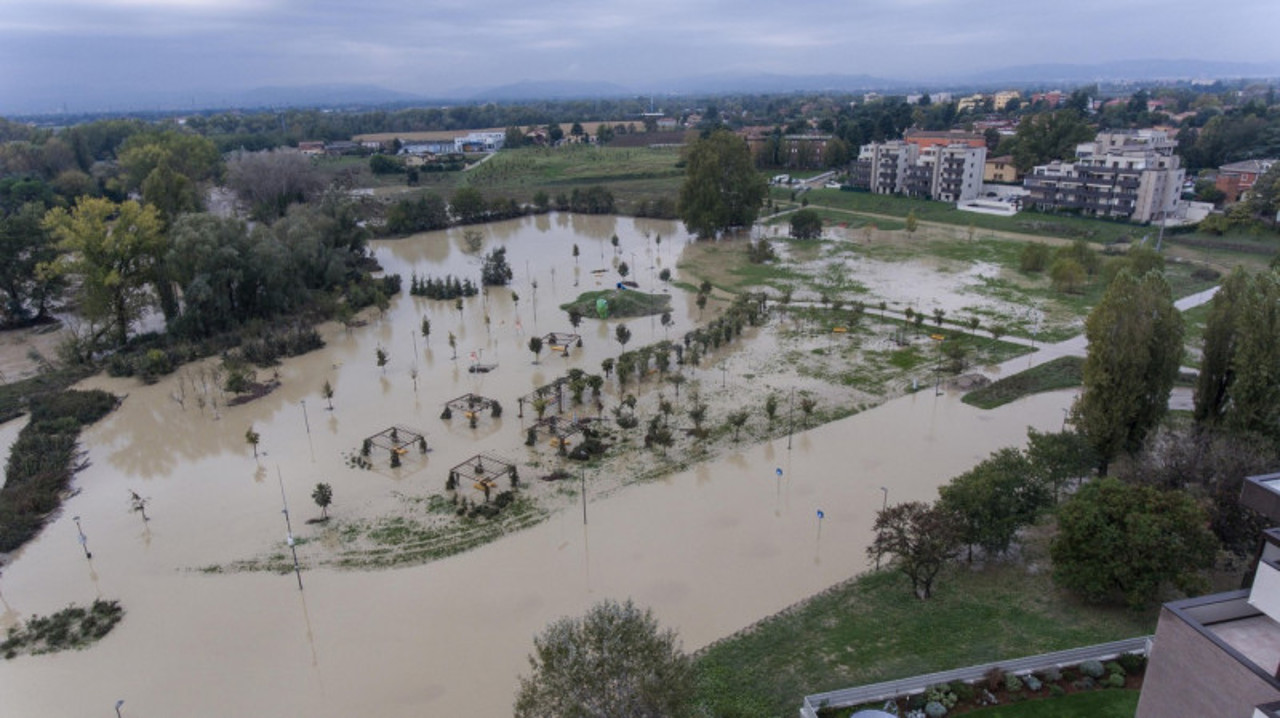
[
  {"left": 460, "top": 144, "right": 685, "bottom": 211},
  {"left": 959, "top": 689, "right": 1139, "bottom": 718},
  {"left": 692, "top": 560, "right": 1155, "bottom": 717},
  {"left": 559, "top": 289, "right": 672, "bottom": 319},
  {"left": 962, "top": 356, "right": 1085, "bottom": 410}
]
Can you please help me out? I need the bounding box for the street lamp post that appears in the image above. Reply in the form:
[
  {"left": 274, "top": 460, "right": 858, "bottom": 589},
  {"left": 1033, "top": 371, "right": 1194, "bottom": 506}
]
[
  {"left": 73, "top": 515, "right": 91, "bottom": 560},
  {"left": 787, "top": 388, "right": 795, "bottom": 450}
]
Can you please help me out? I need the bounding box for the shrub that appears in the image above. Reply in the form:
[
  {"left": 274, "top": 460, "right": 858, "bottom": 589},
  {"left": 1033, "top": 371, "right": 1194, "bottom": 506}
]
[
  {"left": 1117, "top": 652, "right": 1146, "bottom": 675},
  {"left": 1038, "top": 666, "right": 1062, "bottom": 683},
  {"left": 1023, "top": 674, "right": 1043, "bottom": 692},
  {"left": 949, "top": 681, "right": 975, "bottom": 703},
  {"left": 1004, "top": 673, "right": 1023, "bottom": 692},
  {"left": 1105, "top": 660, "right": 1125, "bottom": 677},
  {"left": 1079, "top": 659, "right": 1105, "bottom": 678},
  {"left": 925, "top": 684, "right": 957, "bottom": 708},
  {"left": 1072, "top": 677, "right": 1096, "bottom": 691},
  {"left": 924, "top": 700, "right": 947, "bottom": 718},
  {"left": 1106, "top": 673, "right": 1126, "bottom": 688},
  {"left": 1049, "top": 684, "right": 1066, "bottom": 697}
]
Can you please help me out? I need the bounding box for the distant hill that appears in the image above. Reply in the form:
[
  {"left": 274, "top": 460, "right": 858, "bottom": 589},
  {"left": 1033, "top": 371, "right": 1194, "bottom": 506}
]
[
  {"left": 640, "top": 72, "right": 905, "bottom": 95},
  {"left": 469, "top": 80, "right": 633, "bottom": 101},
  {"left": 953, "top": 59, "right": 1280, "bottom": 86},
  {"left": 229, "top": 83, "right": 427, "bottom": 108}
]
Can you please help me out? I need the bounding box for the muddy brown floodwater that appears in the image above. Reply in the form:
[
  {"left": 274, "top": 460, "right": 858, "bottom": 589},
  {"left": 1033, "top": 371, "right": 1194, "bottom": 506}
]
[{"left": 0, "top": 214, "right": 1073, "bottom": 717}]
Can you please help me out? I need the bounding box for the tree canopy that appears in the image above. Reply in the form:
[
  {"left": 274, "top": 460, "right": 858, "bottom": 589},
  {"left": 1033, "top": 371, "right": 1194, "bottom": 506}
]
[
  {"left": 514, "top": 599, "right": 694, "bottom": 718},
  {"left": 1010, "top": 110, "right": 1096, "bottom": 173},
  {"left": 1051, "top": 477, "right": 1216, "bottom": 608},
  {"left": 1073, "top": 269, "right": 1183, "bottom": 472},
  {"left": 677, "top": 129, "right": 767, "bottom": 238},
  {"left": 788, "top": 209, "right": 822, "bottom": 239},
  {"left": 868, "top": 501, "right": 962, "bottom": 599},
  {"left": 937, "top": 447, "right": 1051, "bottom": 561},
  {"left": 42, "top": 197, "right": 166, "bottom": 345}
]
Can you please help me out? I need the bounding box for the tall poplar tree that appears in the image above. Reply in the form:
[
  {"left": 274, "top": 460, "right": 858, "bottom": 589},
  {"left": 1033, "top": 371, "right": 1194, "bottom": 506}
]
[{"left": 1073, "top": 269, "right": 1183, "bottom": 473}]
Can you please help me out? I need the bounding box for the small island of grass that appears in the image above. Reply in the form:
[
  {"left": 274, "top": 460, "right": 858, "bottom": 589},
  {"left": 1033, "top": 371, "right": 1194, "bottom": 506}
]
[
  {"left": 962, "top": 356, "right": 1085, "bottom": 409},
  {"left": 560, "top": 289, "right": 672, "bottom": 319}
]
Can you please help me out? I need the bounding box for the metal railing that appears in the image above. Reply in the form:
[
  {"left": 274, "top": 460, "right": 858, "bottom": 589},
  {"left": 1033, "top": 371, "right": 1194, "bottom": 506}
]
[{"left": 798, "top": 636, "right": 1152, "bottom": 718}]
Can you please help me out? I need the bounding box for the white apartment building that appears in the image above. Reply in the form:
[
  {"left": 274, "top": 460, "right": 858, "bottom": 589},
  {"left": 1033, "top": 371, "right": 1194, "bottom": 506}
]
[
  {"left": 1024, "top": 129, "right": 1185, "bottom": 223},
  {"left": 850, "top": 141, "right": 986, "bottom": 203}
]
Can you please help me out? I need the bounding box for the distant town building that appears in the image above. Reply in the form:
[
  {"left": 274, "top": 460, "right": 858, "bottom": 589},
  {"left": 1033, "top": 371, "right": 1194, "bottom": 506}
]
[
  {"left": 850, "top": 140, "right": 986, "bottom": 202},
  {"left": 984, "top": 155, "right": 1020, "bottom": 184},
  {"left": 993, "top": 90, "right": 1021, "bottom": 111},
  {"left": 1216, "top": 159, "right": 1277, "bottom": 204},
  {"left": 1135, "top": 472, "right": 1280, "bottom": 718},
  {"left": 297, "top": 141, "right": 325, "bottom": 156},
  {"left": 454, "top": 131, "right": 505, "bottom": 153},
  {"left": 903, "top": 130, "right": 986, "bottom": 150},
  {"left": 656, "top": 117, "right": 678, "bottom": 130},
  {"left": 1023, "top": 129, "right": 1185, "bottom": 223},
  {"left": 957, "top": 94, "right": 988, "bottom": 112}
]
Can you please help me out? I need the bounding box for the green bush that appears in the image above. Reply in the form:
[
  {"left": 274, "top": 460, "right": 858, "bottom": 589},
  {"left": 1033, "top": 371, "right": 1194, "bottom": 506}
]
[
  {"left": 1105, "top": 660, "right": 1125, "bottom": 677},
  {"left": 1106, "top": 673, "right": 1126, "bottom": 688},
  {"left": 1079, "top": 659, "right": 1106, "bottom": 678},
  {"left": 1116, "top": 652, "right": 1146, "bottom": 675},
  {"left": 1004, "top": 672, "right": 1023, "bottom": 692},
  {"left": 924, "top": 700, "right": 947, "bottom": 718},
  {"left": 949, "top": 680, "right": 975, "bottom": 703},
  {"left": 1050, "top": 684, "right": 1066, "bottom": 697},
  {"left": 1024, "top": 674, "right": 1043, "bottom": 691}
]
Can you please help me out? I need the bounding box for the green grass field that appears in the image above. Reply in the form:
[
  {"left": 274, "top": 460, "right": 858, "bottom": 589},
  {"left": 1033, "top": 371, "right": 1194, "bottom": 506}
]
[
  {"left": 461, "top": 145, "right": 685, "bottom": 211},
  {"left": 692, "top": 561, "right": 1155, "bottom": 717},
  {"left": 962, "top": 356, "right": 1085, "bottom": 409}
]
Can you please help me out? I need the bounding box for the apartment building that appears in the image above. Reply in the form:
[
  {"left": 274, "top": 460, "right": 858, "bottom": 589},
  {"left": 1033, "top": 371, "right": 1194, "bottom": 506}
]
[
  {"left": 1023, "top": 129, "right": 1184, "bottom": 223},
  {"left": 1136, "top": 472, "right": 1280, "bottom": 718},
  {"left": 850, "top": 139, "right": 986, "bottom": 202}
]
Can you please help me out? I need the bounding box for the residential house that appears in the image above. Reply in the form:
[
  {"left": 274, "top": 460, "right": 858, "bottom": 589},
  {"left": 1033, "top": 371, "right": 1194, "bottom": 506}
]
[
  {"left": 297, "top": 141, "right": 325, "bottom": 156},
  {"left": 1135, "top": 472, "right": 1280, "bottom": 718},
  {"left": 984, "top": 155, "right": 1020, "bottom": 183},
  {"left": 1216, "top": 159, "right": 1277, "bottom": 204},
  {"left": 1023, "top": 129, "right": 1185, "bottom": 223},
  {"left": 656, "top": 117, "right": 678, "bottom": 131}
]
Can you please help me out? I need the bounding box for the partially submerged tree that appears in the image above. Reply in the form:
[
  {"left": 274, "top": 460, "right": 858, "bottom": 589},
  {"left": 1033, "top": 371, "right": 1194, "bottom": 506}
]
[
  {"left": 514, "top": 599, "right": 694, "bottom": 718},
  {"left": 311, "top": 482, "right": 333, "bottom": 519},
  {"left": 677, "top": 129, "right": 768, "bottom": 238}
]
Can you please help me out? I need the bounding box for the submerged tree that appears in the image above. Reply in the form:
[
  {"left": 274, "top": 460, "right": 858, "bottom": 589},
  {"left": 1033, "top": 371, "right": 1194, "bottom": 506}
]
[{"left": 311, "top": 482, "right": 333, "bottom": 519}]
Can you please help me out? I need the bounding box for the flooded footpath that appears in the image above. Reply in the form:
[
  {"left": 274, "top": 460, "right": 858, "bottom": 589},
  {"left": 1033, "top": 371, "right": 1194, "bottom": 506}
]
[{"left": 0, "top": 214, "right": 1072, "bottom": 716}]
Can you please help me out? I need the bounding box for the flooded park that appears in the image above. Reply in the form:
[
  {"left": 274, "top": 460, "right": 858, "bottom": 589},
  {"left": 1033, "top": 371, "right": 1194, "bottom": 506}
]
[{"left": 0, "top": 214, "right": 1074, "bottom": 716}]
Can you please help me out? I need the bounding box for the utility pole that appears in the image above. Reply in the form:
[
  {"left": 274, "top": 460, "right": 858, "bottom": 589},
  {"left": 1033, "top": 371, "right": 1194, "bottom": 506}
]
[{"left": 277, "top": 468, "right": 303, "bottom": 590}]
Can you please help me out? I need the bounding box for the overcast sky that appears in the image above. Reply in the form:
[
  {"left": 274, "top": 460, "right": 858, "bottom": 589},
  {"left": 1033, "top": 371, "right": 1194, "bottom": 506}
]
[{"left": 3, "top": 0, "right": 1279, "bottom": 114}]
